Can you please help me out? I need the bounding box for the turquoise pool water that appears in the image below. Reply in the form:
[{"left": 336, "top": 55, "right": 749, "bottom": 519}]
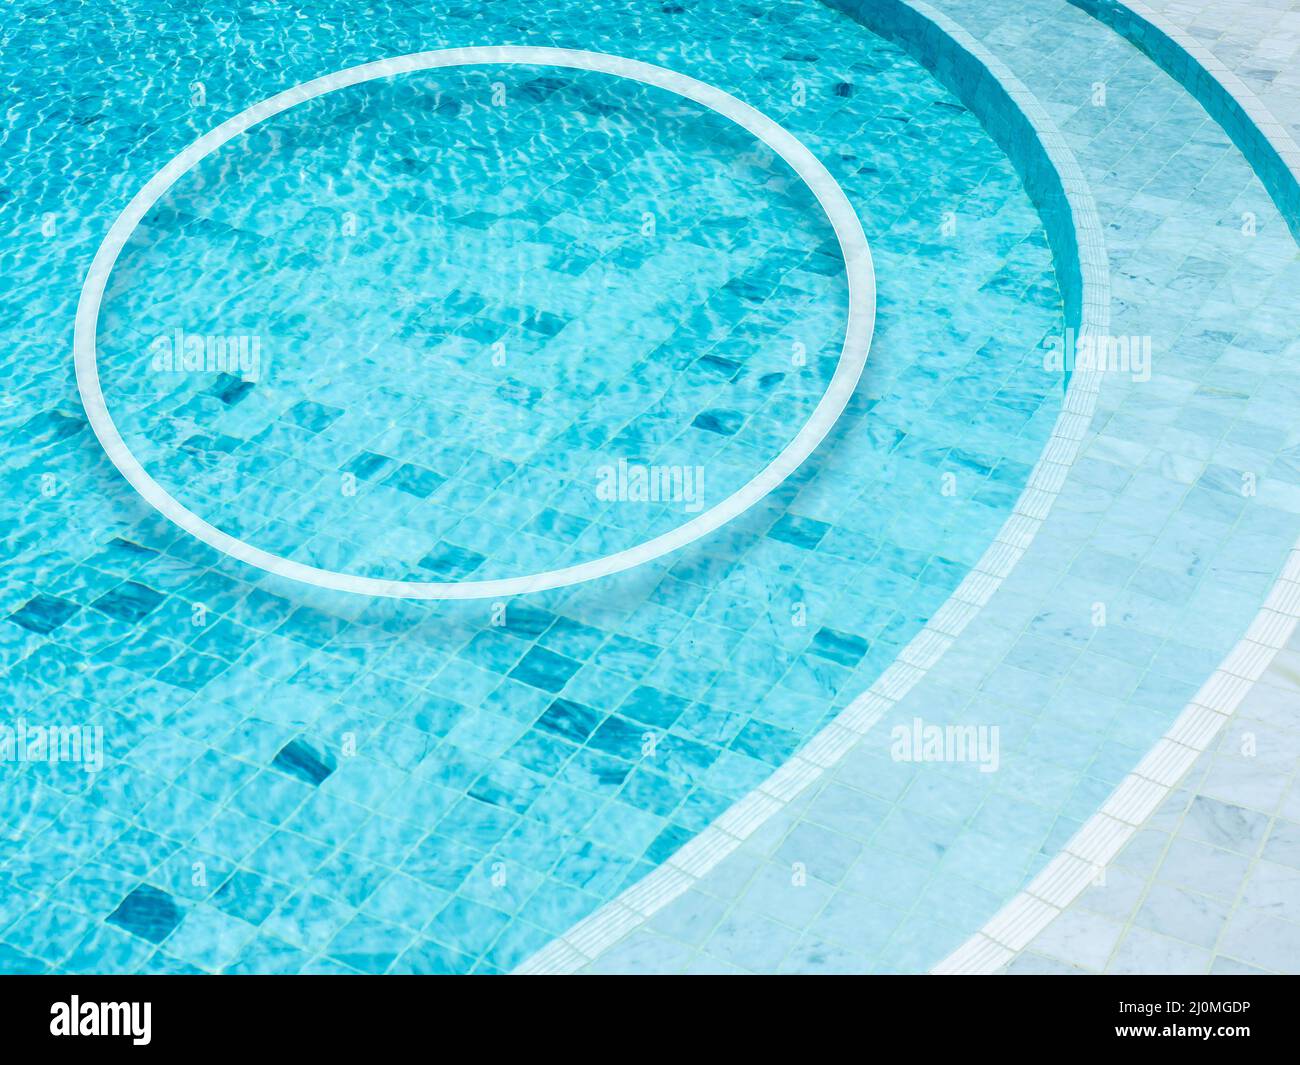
[
  {"left": 98, "top": 63, "right": 855, "bottom": 583},
  {"left": 1, "top": 0, "right": 1062, "bottom": 973}
]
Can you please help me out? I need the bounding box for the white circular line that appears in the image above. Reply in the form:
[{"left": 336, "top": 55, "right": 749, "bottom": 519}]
[{"left": 74, "top": 46, "right": 875, "bottom": 600}]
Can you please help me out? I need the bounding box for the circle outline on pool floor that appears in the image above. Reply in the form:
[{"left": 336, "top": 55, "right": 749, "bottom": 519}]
[{"left": 74, "top": 45, "right": 875, "bottom": 600}]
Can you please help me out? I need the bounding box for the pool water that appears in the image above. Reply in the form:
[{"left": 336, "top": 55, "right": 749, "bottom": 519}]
[
  {"left": 1, "top": 0, "right": 1063, "bottom": 973},
  {"left": 97, "top": 64, "right": 853, "bottom": 583}
]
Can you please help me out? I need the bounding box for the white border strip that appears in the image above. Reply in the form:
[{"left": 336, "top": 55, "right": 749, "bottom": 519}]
[
  {"left": 935, "top": 0, "right": 1300, "bottom": 975},
  {"left": 515, "top": 2, "right": 1111, "bottom": 975},
  {"left": 73, "top": 46, "right": 875, "bottom": 601}
]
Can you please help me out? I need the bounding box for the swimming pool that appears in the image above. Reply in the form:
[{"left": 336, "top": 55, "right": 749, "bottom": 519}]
[
  {"left": 5, "top": 0, "right": 1294, "bottom": 977},
  {"left": 0, "top": 0, "right": 1065, "bottom": 974}
]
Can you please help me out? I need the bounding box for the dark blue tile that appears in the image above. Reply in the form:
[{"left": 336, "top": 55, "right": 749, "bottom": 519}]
[
  {"left": 282, "top": 400, "right": 343, "bottom": 433},
  {"left": 93, "top": 581, "right": 165, "bottom": 623},
  {"left": 418, "top": 542, "right": 486, "bottom": 579},
  {"left": 518, "top": 75, "right": 567, "bottom": 102},
  {"left": 810, "top": 626, "right": 869, "bottom": 667},
  {"left": 458, "top": 318, "right": 505, "bottom": 345},
  {"left": 8, "top": 594, "right": 79, "bottom": 635},
  {"left": 107, "top": 885, "right": 182, "bottom": 943},
  {"left": 209, "top": 372, "right": 254, "bottom": 405},
  {"left": 768, "top": 513, "right": 830, "bottom": 550},
  {"left": 520, "top": 309, "right": 568, "bottom": 336},
  {"left": 645, "top": 823, "right": 693, "bottom": 865},
  {"left": 272, "top": 738, "right": 335, "bottom": 787},
  {"left": 695, "top": 354, "right": 741, "bottom": 379},
  {"left": 18, "top": 408, "right": 85, "bottom": 449},
  {"left": 181, "top": 431, "right": 242, "bottom": 454},
  {"left": 106, "top": 537, "right": 158, "bottom": 561},
  {"left": 691, "top": 408, "right": 743, "bottom": 436},
  {"left": 341, "top": 450, "right": 395, "bottom": 481}
]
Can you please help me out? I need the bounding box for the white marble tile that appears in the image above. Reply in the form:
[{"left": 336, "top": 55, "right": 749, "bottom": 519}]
[
  {"left": 1107, "top": 925, "right": 1213, "bottom": 974},
  {"left": 1135, "top": 883, "right": 1233, "bottom": 948},
  {"left": 1027, "top": 907, "right": 1125, "bottom": 970},
  {"left": 1156, "top": 836, "right": 1252, "bottom": 898},
  {"left": 1216, "top": 907, "right": 1300, "bottom": 973}
]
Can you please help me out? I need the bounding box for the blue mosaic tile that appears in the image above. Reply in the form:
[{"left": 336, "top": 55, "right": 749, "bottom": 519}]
[
  {"left": 7, "top": 594, "right": 80, "bottom": 635},
  {"left": 0, "top": 0, "right": 1074, "bottom": 976},
  {"left": 106, "top": 886, "right": 184, "bottom": 945},
  {"left": 272, "top": 739, "right": 336, "bottom": 787}
]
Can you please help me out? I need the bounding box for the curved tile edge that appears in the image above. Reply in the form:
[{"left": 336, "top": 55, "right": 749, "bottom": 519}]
[
  {"left": 514, "top": 0, "right": 1111, "bottom": 975},
  {"left": 1066, "top": 0, "right": 1300, "bottom": 243},
  {"left": 934, "top": 0, "right": 1300, "bottom": 976}
]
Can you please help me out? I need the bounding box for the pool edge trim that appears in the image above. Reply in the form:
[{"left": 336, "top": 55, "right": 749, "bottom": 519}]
[
  {"left": 1066, "top": 0, "right": 1300, "bottom": 242},
  {"left": 514, "top": 0, "right": 1111, "bottom": 976}
]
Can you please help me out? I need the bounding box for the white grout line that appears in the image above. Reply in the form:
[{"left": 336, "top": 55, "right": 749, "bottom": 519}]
[
  {"left": 934, "top": 0, "right": 1300, "bottom": 975},
  {"left": 515, "top": 0, "right": 1111, "bottom": 976}
]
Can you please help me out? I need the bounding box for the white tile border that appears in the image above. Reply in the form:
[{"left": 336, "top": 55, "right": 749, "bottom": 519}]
[
  {"left": 515, "top": 0, "right": 1111, "bottom": 975},
  {"left": 933, "top": 606, "right": 1300, "bottom": 972},
  {"left": 933, "top": 0, "right": 1300, "bottom": 975}
]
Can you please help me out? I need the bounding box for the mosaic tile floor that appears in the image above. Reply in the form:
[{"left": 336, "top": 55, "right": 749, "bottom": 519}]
[
  {"left": 3, "top": 0, "right": 1296, "bottom": 977},
  {"left": 1, "top": 0, "right": 1062, "bottom": 974},
  {"left": 559, "top": 0, "right": 1300, "bottom": 973}
]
